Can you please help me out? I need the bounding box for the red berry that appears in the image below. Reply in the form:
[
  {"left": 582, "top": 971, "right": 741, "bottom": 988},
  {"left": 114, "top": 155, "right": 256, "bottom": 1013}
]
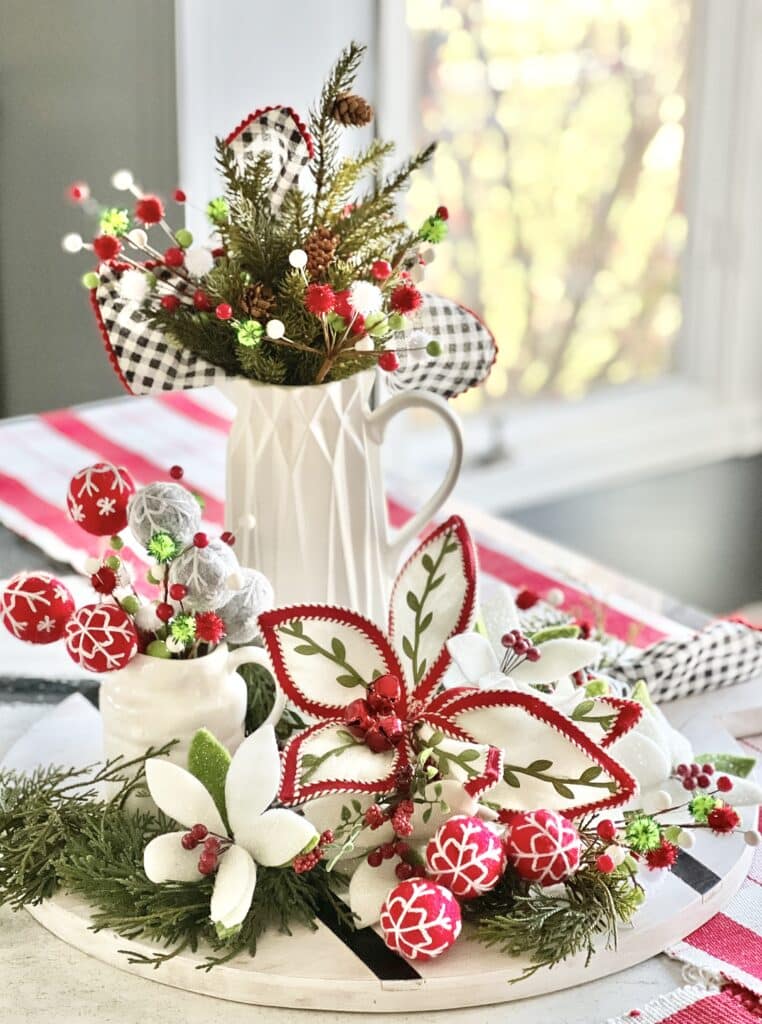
[
  {"left": 364, "top": 804, "right": 386, "bottom": 829},
  {"left": 161, "top": 295, "right": 180, "bottom": 311},
  {"left": 90, "top": 566, "right": 118, "bottom": 595},
  {"left": 400, "top": 800, "right": 414, "bottom": 815},
  {"left": 371, "top": 259, "right": 392, "bottom": 281},
  {"left": 193, "top": 532, "right": 209, "bottom": 548},
  {"left": 92, "top": 234, "right": 122, "bottom": 261},
  {"left": 135, "top": 195, "right": 165, "bottom": 225},
  {"left": 169, "top": 583, "right": 188, "bottom": 601},
  {"left": 515, "top": 588, "right": 539, "bottom": 610},
  {"left": 697, "top": 774, "right": 710, "bottom": 789},
  {"left": 181, "top": 832, "right": 198, "bottom": 850},
  {"left": 436, "top": 205, "right": 449, "bottom": 221},
  {"left": 68, "top": 181, "right": 89, "bottom": 203},
  {"left": 320, "top": 829, "right": 334, "bottom": 846},
  {"left": 596, "top": 819, "right": 617, "bottom": 842},
  {"left": 526, "top": 647, "right": 541, "bottom": 662},
  {"left": 221, "top": 530, "right": 235, "bottom": 546},
  {"left": 395, "top": 861, "right": 415, "bottom": 881},
  {"left": 394, "top": 840, "right": 410, "bottom": 857},
  {"left": 717, "top": 775, "right": 733, "bottom": 793},
  {"left": 380, "top": 842, "right": 396, "bottom": 860},
  {"left": 173, "top": 189, "right": 187, "bottom": 203},
  {"left": 215, "top": 302, "right": 233, "bottom": 320},
  {"left": 164, "top": 246, "right": 185, "bottom": 268},
  {"left": 682, "top": 776, "right": 697, "bottom": 791},
  {"left": 596, "top": 854, "right": 615, "bottom": 874},
  {"left": 193, "top": 289, "right": 212, "bottom": 312},
  {"left": 204, "top": 836, "right": 221, "bottom": 853},
  {"left": 690, "top": 763, "right": 700, "bottom": 776},
  {"left": 367, "top": 849, "right": 383, "bottom": 868},
  {"left": 378, "top": 351, "right": 400, "bottom": 373},
  {"left": 514, "top": 638, "right": 530, "bottom": 655},
  {"left": 169, "top": 464, "right": 184, "bottom": 480},
  {"left": 198, "top": 853, "right": 217, "bottom": 875},
  {"left": 156, "top": 602, "right": 173, "bottom": 622},
  {"left": 676, "top": 764, "right": 689, "bottom": 776},
  {"left": 190, "top": 824, "right": 208, "bottom": 841},
  {"left": 501, "top": 632, "right": 516, "bottom": 649},
  {"left": 702, "top": 764, "right": 714, "bottom": 775}
]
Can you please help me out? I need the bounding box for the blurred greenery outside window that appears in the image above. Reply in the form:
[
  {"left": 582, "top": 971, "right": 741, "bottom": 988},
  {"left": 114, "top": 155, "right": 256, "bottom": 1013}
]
[{"left": 403, "top": 0, "right": 691, "bottom": 418}]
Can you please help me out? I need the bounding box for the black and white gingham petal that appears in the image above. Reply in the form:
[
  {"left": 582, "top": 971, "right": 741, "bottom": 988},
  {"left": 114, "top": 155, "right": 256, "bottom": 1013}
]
[
  {"left": 608, "top": 620, "right": 762, "bottom": 702},
  {"left": 226, "top": 107, "right": 311, "bottom": 212},
  {"left": 94, "top": 266, "right": 232, "bottom": 395},
  {"left": 387, "top": 293, "right": 497, "bottom": 399}
]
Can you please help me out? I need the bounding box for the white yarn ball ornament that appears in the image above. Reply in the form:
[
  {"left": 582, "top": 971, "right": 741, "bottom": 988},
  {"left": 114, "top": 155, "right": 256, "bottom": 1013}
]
[
  {"left": 118, "top": 269, "right": 150, "bottom": 303},
  {"left": 218, "top": 568, "right": 274, "bottom": 643},
  {"left": 127, "top": 482, "right": 202, "bottom": 547},
  {"left": 184, "top": 247, "right": 215, "bottom": 278},
  {"left": 111, "top": 169, "right": 135, "bottom": 191},
  {"left": 349, "top": 281, "right": 383, "bottom": 316},
  {"left": 62, "top": 233, "right": 84, "bottom": 254},
  {"left": 170, "top": 539, "right": 239, "bottom": 610},
  {"left": 288, "top": 248, "right": 308, "bottom": 269}
]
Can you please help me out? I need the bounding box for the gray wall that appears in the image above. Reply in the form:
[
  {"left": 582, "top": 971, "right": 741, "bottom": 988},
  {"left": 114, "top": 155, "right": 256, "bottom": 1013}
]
[{"left": 0, "top": 0, "right": 178, "bottom": 416}]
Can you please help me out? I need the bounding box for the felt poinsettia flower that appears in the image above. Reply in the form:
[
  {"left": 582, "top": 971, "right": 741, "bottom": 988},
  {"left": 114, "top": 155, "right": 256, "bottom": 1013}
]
[
  {"left": 143, "top": 725, "right": 318, "bottom": 936},
  {"left": 260, "top": 516, "right": 639, "bottom": 820}
]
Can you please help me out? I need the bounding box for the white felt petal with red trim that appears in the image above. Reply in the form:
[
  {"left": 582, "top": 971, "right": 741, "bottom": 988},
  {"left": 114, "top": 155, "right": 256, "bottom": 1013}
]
[
  {"left": 238, "top": 808, "right": 317, "bottom": 867},
  {"left": 259, "top": 606, "right": 404, "bottom": 719},
  {"left": 210, "top": 844, "right": 257, "bottom": 931},
  {"left": 440, "top": 689, "right": 637, "bottom": 816},
  {"left": 143, "top": 832, "right": 203, "bottom": 884},
  {"left": 145, "top": 758, "right": 227, "bottom": 836},
  {"left": 389, "top": 516, "right": 477, "bottom": 702},
  {"left": 225, "top": 724, "right": 281, "bottom": 830}
]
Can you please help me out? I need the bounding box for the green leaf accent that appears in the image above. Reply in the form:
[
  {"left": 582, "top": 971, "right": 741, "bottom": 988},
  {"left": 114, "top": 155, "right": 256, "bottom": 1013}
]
[
  {"left": 188, "top": 729, "right": 232, "bottom": 824},
  {"left": 503, "top": 768, "right": 520, "bottom": 787},
  {"left": 629, "top": 679, "right": 655, "bottom": 710},
  {"left": 336, "top": 674, "right": 359, "bottom": 688},
  {"left": 552, "top": 781, "right": 575, "bottom": 799},
  {"left": 459, "top": 749, "right": 481, "bottom": 762},
  {"left": 406, "top": 591, "right": 420, "bottom": 612},
  {"left": 527, "top": 759, "right": 553, "bottom": 773},
  {"left": 530, "top": 624, "right": 581, "bottom": 644},
  {"left": 580, "top": 766, "right": 603, "bottom": 783},
  {"left": 421, "top": 554, "right": 435, "bottom": 573},
  {"left": 331, "top": 638, "right": 346, "bottom": 661},
  {"left": 294, "top": 644, "right": 318, "bottom": 656},
  {"left": 419, "top": 612, "right": 433, "bottom": 632},
  {"left": 402, "top": 636, "right": 415, "bottom": 659},
  {"left": 695, "top": 753, "right": 756, "bottom": 778},
  {"left": 428, "top": 730, "right": 445, "bottom": 747},
  {"left": 571, "top": 700, "right": 596, "bottom": 720}
]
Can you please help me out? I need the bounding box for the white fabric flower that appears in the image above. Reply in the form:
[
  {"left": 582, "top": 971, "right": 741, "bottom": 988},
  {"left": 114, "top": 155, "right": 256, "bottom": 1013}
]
[
  {"left": 349, "top": 281, "right": 383, "bottom": 316},
  {"left": 184, "top": 247, "right": 215, "bottom": 278},
  {"left": 118, "top": 269, "right": 150, "bottom": 302},
  {"left": 143, "top": 725, "right": 318, "bottom": 934}
]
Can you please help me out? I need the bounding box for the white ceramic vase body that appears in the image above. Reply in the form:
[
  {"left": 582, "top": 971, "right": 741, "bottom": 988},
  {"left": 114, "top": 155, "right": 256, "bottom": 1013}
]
[
  {"left": 222, "top": 371, "right": 463, "bottom": 625},
  {"left": 99, "top": 644, "right": 267, "bottom": 799}
]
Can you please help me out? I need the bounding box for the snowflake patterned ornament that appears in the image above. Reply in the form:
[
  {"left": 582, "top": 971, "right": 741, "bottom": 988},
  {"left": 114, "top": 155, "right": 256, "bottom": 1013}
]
[
  {"left": 260, "top": 516, "right": 638, "bottom": 818},
  {"left": 64, "top": 603, "right": 138, "bottom": 672},
  {"left": 503, "top": 808, "right": 582, "bottom": 886},
  {"left": 0, "top": 572, "right": 75, "bottom": 644},
  {"left": 380, "top": 879, "right": 462, "bottom": 961},
  {"left": 66, "top": 462, "right": 135, "bottom": 535},
  {"left": 425, "top": 815, "right": 506, "bottom": 899},
  {"left": 143, "top": 725, "right": 318, "bottom": 936}
]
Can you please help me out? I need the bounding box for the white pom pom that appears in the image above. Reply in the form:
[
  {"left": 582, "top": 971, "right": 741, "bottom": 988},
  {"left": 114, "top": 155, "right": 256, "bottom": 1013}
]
[
  {"left": 84, "top": 556, "right": 101, "bottom": 574},
  {"left": 349, "top": 281, "right": 383, "bottom": 316},
  {"left": 184, "top": 247, "right": 215, "bottom": 278},
  {"left": 62, "top": 233, "right": 84, "bottom": 254},
  {"left": 288, "top": 248, "right": 308, "bottom": 269},
  {"left": 604, "top": 844, "right": 626, "bottom": 867},
  {"left": 354, "top": 336, "right": 375, "bottom": 352},
  {"left": 126, "top": 228, "right": 148, "bottom": 248},
  {"left": 118, "top": 269, "right": 150, "bottom": 302},
  {"left": 545, "top": 587, "right": 565, "bottom": 607},
  {"left": 677, "top": 829, "right": 695, "bottom": 850},
  {"left": 166, "top": 635, "right": 186, "bottom": 654},
  {"left": 654, "top": 790, "right": 673, "bottom": 812},
  {"left": 266, "top": 319, "right": 285, "bottom": 340},
  {"left": 111, "top": 169, "right": 134, "bottom": 191},
  {"left": 744, "top": 829, "right": 761, "bottom": 847},
  {"left": 135, "top": 604, "right": 162, "bottom": 632}
]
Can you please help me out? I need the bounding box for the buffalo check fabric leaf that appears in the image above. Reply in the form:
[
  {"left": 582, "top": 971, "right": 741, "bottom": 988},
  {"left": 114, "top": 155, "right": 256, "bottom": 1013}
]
[
  {"left": 225, "top": 106, "right": 313, "bottom": 212},
  {"left": 609, "top": 621, "right": 762, "bottom": 702}
]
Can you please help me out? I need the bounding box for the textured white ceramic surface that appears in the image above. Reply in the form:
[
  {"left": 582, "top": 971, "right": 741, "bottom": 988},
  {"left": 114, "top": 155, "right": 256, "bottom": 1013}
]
[{"left": 222, "top": 372, "right": 463, "bottom": 626}]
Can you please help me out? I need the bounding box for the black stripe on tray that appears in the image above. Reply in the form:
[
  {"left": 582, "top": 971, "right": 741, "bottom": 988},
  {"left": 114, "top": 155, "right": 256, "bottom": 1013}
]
[
  {"left": 671, "top": 849, "right": 722, "bottom": 895},
  {"left": 317, "top": 903, "right": 421, "bottom": 982}
]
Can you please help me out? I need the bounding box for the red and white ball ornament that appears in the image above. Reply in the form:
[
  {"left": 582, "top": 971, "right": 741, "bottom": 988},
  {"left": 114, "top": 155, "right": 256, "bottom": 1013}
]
[
  {"left": 503, "top": 808, "right": 582, "bottom": 886},
  {"left": 0, "top": 572, "right": 75, "bottom": 644},
  {"left": 425, "top": 815, "right": 506, "bottom": 899},
  {"left": 379, "top": 879, "right": 462, "bottom": 961},
  {"left": 64, "top": 603, "right": 138, "bottom": 672},
  {"left": 66, "top": 462, "right": 136, "bottom": 536}
]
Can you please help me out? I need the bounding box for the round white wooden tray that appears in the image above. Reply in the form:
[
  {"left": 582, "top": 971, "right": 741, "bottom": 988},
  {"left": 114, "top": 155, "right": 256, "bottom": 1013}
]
[{"left": 26, "top": 718, "right": 756, "bottom": 1013}]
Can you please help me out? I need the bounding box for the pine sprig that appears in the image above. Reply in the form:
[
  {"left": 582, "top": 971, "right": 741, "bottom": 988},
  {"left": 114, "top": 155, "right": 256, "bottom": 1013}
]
[{"left": 320, "top": 139, "right": 395, "bottom": 220}]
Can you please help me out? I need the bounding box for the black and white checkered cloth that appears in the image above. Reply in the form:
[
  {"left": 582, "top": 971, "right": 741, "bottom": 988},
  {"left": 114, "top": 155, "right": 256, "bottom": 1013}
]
[
  {"left": 388, "top": 293, "right": 497, "bottom": 400},
  {"left": 226, "top": 106, "right": 312, "bottom": 212},
  {"left": 608, "top": 620, "right": 762, "bottom": 702}
]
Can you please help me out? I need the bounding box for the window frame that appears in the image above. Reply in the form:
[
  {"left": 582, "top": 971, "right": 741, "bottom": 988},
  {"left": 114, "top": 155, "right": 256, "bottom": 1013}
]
[{"left": 376, "top": 0, "right": 762, "bottom": 512}]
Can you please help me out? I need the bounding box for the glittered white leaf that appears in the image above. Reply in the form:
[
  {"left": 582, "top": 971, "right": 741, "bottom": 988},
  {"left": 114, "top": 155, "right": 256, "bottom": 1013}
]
[
  {"left": 238, "top": 807, "right": 318, "bottom": 866},
  {"left": 226, "top": 724, "right": 280, "bottom": 831},
  {"left": 143, "top": 831, "right": 202, "bottom": 883},
  {"left": 210, "top": 844, "right": 257, "bottom": 930}
]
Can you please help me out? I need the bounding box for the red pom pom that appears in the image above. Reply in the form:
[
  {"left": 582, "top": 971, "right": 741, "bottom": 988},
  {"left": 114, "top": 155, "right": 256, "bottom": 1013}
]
[
  {"left": 193, "top": 532, "right": 209, "bottom": 548},
  {"left": 68, "top": 181, "right": 90, "bottom": 203},
  {"left": 645, "top": 838, "right": 679, "bottom": 870},
  {"left": 169, "top": 464, "right": 184, "bottom": 479},
  {"left": 380, "top": 880, "right": 461, "bottom": 961},
  {"left": 378, "top": 351, "right": 400, "bottom": 372},
  {"left": 425, "top": 815, "right": 506, "bottom": 899},
  {"left": 193, "top": 289, "right": 212, "bottom": 312},
  {"left": 717, "top": 775, "right": 733, "bottom": 792},
  {"left": 156, "top": 602, "right": 173, "bottom": 623},
  {"left": 195, "top": 611, "right": 226, "bottom": 645},
  {"left": 707, "top": 805, "right": 741, "bottom": 834},
  {"left": 596, "top": 853, "right": 615, "bottom": 874},
  {"left": 215, "top": 303, "right": 233, "bottom": 320},
  {"left": 173, "top": 189, "right": 187, "bottom": 203},
  {"left": 371, "top": 259, "right": 392, "bottom": 281},
  {"left": 164, "top": 247, "right": 185, "bottom": 268},
  {"left": 92, "top": 235, "right": 122, "bottom": 261},
  {"left": 515, "top": 588, "right": 539, "bottom": 610},
  {"left": 161, "top": 295, "right": 180, "bottom": 312},
  {"left": 64, "top": 604, "right": 138, "bottom": 672},
  {"left": 220, "top": 530, "right": 235, "bottom": 546},
  {"left": 333, "top": 289, "right": 354, "bottom": 319},
  {"left": 436, "top": 205, "right": 449, "bottom": 221},
  {"left": 504, "top": 809, "right": 581, "bottom": 885},
  {"left": 390, "top": 283, "right": 423, "bottom": 314},
  {"left": 350, "top": 313, "right": 367, "bottom": 338},
  {"left": 304, "top": 283, "right": 336, "bottom": 315},
  {"left": 1, "top": 572, "right": 75, "bottom": 644},
  {"left": 596, "top": 818, "right": 618, "bottom": 842},
  {"left": 66, "top": 463, "right": 135, "bottom": 536},
  {"left": 135, "top": 195, "right": 165, "bottom": 225},
  {"left": 91, "top": 566, "right": 118, "bottom": 595}
]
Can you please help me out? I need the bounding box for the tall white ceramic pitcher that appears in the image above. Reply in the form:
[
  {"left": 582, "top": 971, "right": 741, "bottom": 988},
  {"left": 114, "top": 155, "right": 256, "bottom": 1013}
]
[{"left": 222, "top": 370, "right": 463, "bottom": 625}]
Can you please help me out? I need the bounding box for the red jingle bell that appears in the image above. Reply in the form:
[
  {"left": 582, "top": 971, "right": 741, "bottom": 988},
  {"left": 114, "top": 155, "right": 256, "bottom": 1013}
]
[
  {"left": 365, "top": 714, "right": 404, "bottom": 753},
  {"left": 367, "top": 673, "right": 402, "bottom": 714},
  {"left": 344, "top": 698, "right": 373, "bottom": 739}
]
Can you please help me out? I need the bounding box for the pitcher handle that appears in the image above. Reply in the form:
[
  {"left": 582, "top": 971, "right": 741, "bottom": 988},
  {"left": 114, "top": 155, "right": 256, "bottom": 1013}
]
[
  {"left": 226, "top": 645, "right": 286, "bottom": 728},
  {"left": 365, "top": 389, "right": 463, "bottom": 572}
]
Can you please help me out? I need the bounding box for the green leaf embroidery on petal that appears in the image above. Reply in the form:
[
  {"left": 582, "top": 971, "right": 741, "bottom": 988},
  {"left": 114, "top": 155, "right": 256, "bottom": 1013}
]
[
  {"left": 527, "top": 759, "right": 553, "bottom": 773},
  {"left": 406, "top": 591, "right": 420, "bottom": 612},
  {"left": 331, "top": 637, "right": 346, "bottom": 661},
  {"left": 419, "top": 611, "right": 433, "bottom": 632},
  {"left": 294, "top": 643, "right": 318, "bottom": 656},
  {"left": 336, "top": 673, "right": 360, "bottom": 688},
  {"left": 552, "top": 781, "right": 575, "bottom": 799},
  {"left": 188, "top": 728, "right": 232, "bottom": 823},
  {"left": 571, "top": 699, "right": 596, "bottom": 720},
  {"left": 421, "top": 553, "right": 435, "bottom": 572},
  {"left": 503, "top": 768, "right": 520, "bottom": 787},
  {"left": 402, "top": 635, "right": 415, "bottom": 659},
  {"left": 580, "top": 766, "right": 603, "bottom": 783}
]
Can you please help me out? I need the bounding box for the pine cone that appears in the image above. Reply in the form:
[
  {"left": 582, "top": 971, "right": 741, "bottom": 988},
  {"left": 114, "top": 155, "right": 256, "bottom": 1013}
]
[
  {"left": 240, "top": 281, "right": 275, "bottom": 320},
  {"left": 331, "top": 93, "right": 373, "bottom": 127},
  {"left": 304, "top": 226, "right": 338, "bottom": 279}
]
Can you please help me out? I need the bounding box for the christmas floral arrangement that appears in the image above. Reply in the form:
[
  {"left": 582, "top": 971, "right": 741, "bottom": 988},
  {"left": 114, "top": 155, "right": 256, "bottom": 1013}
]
[
  {"left": 63, "top": 43, "right": 496, "bottom": 398},
  {"left": 0, "top": 460, "right": 272, "bottom": 667},
  {"left": 1, "top": 516, "right": 760, "bottom": 978}
]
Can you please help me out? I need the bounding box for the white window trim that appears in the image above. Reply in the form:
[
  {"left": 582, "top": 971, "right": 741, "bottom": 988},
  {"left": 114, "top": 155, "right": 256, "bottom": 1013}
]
[{"left": 377, "top": 0, "right": 762, "bottom": 513}]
